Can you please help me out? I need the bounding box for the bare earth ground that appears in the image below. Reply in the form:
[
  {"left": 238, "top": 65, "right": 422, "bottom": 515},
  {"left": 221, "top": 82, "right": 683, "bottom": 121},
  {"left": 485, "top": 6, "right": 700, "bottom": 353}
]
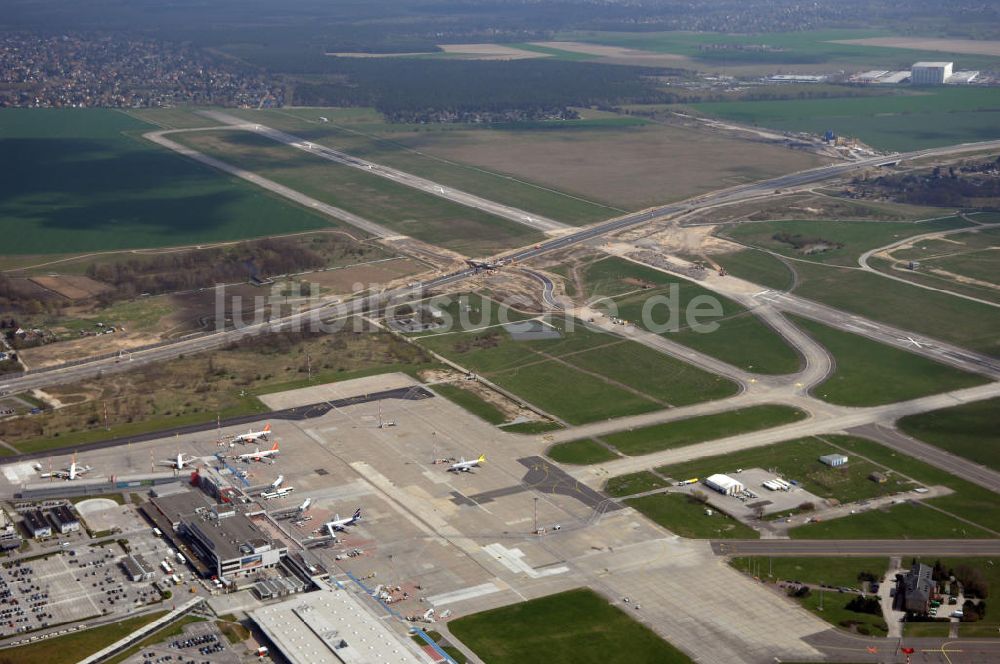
[
  {"left": 404, "top": 124, "right": 829, "bottom": 209},
  {"left": 306, "top": 258, "right": 427, "bottom": 293},
  {"left": 17, "top": 330, "right": 161, "bottom": 369},
  {"left": 531, "top": 41, "right": 695, "bottom": 67},
  {"left": 831, "top": 37, "right": 1000, "bottom": 57},
  {"left": 420, "top": 368, "right": 542, "bottom": 423},
  {"left": 28, "top": 275, "right": 112, "bottom": 300}
]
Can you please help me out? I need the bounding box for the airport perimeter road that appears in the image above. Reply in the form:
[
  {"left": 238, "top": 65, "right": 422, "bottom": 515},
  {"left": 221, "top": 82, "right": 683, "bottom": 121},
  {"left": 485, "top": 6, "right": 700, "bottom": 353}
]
[
  {"left": 712, "top": 539, "right": 1000, "bottom": 557},
  {"left": 199, "top": 110, "right": 571, "bottom": 234}
]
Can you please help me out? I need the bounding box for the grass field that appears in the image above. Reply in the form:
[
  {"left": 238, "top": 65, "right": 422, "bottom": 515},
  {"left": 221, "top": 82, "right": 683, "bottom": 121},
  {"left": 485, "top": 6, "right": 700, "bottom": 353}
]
[
  {"left": 2, "top": 610, "right": 167, "bottom": 664},
  {"left": 602, "top": 405, "right": 806, "bottom": 456},
  {"left": 656, "top": 435, "right": 922, "bottom": 506},
  {"left": 225, "top": 107, "right": 619, "bottom": 225},
  {"left": 605, "top": 470, "right": 670, "bottom": 497},
  {"left": 792, "top": 316, "right": 987, "bottom": 406},
  {"left": 228, "top": 105, "right": 827, "bottom": 213},
  {"left": 414, "top": 294, "right": 738, "bottom": 424},
  {"left": 552, "top": 405, "right": 805, "bottom": 464},
  {"left": 788, "top": 259, "right": 1000, "bottom": 356},
  {"left": 689, "top": 87, "right": 1000, "bottom": 151},
  {"left": 626, "top": 492, "right": 760, "bottom": 539},
  {"left": 788, "top": 436, "right": 1000, "bottom": 539},
  {"left": 898, "top": 397, "right": 1000, "bottom": 472},
  {"left": 721, "top": 216, "right": 972, "bottom": 267},
  {"left": 431, "top": 383, "right": 507, "bottom": 425},
  {"left": 547, "top": 438, "right": 619, "bottom": 464},
  {"left": 0, "top": 109, "right": 337, "bottom": 254},
  {"left": 173, "top": 129, "right": 542, "bottom": 255},
  {"left": 713, "top": 250, "right": 794, "bottom": 291},
  {"left": 587, "top": 258, "right": 802, "bottom": 374},
  {"left": 449, "top": 588, "right": 693, "bottom": 664}
]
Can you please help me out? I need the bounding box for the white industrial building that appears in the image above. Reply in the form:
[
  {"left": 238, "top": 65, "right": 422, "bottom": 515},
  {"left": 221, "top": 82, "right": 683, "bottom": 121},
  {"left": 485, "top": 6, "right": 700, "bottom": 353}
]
[
  {"left": 911, "top": 62, "right": 953, "bottom": 85},
  {"left": 705, "top": 474, "right": 744, "bottom": 496},
  {"left": 251, "top": 585, "right": 426, "bottom": 664},
  {"left": 819, "top": 453, "right": 849, "bottom": 468}
]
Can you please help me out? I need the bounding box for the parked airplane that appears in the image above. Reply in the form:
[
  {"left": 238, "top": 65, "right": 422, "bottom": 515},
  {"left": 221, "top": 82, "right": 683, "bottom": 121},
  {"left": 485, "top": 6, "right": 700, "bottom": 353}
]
[
  {"left": 233, "top": 424, "right": 271, "bottom": 444},
  {"left": 36, "top": 453, "right": 92, "bottom": 480},
  {"left": 448, "top": 455, "right": 485, "bottom": 472},
  {"left": 322, "top": 508, "right": 362, "bottom": 536},
  {"left": 237, "top": 441, "right": 280, "bottom": 463},
  {"left": 161, "top": 452, "right": 198, "bottom": 470}
]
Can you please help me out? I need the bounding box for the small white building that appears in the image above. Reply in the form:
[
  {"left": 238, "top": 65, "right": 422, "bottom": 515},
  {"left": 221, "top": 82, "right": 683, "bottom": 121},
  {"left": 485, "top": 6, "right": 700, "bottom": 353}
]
[
  {"left": 819, "top": 453, "right": 849, "bottom": 468},
  {"left": 911, "top": 62, "right": 953, "bottom": 85},
  {"left": 705, "top": 474, "right": 744, "bottom": 496}
]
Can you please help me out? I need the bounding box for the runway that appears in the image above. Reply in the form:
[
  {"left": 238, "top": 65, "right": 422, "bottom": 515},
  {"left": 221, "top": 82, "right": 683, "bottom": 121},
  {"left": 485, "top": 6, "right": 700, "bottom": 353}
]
[{"left": 712, "top": 539, "right": 1000, "bottom": 556}]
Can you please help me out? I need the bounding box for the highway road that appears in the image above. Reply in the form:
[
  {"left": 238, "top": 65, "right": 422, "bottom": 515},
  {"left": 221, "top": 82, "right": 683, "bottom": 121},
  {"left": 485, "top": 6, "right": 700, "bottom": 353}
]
[
  {"left": 4, "top": 134, "right": 1000, "bottom": 398},
  {"left": 712, "top": 539, "right": 1000, "bottom": 556},
  {"left": 200, "top": 110, "right": 571, "bottom": 234}
]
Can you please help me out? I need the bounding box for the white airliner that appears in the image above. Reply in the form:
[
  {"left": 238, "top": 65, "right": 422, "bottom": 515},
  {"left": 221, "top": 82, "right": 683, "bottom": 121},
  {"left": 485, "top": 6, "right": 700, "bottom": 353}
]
[
  {"left": 448, "top": 455, "right": 485, "bottom": 472},
  {"left": 236, "top": 441, "right": 280, "bottom": 463},
  {"left": 161, "top": 452, "right": 198, "bottom": 470},
  {"left": 322, "top": 508, "right": 362, "bottom": 536},
  {"left": 233, "top": 424, "right": 271, "bottom": 444},
  {"left": 37, "top": 453, "right": 93, "bottom": 480}
]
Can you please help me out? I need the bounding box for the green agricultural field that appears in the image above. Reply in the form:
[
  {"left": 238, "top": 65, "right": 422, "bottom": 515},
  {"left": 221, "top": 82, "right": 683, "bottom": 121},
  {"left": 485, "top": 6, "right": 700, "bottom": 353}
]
[
  {"left": 605, "top": 470, "right": 670, "bottom": 497},
  {"left": 449, "top": 588, "right": 693, "bottom": 664},
  {"left": 788, "top": 436, "right": 1000, "bottom": 539},
  {"left": 792, "top": 316, "right": 987, "bottom": 406},
  {"left": 689, "top": 87, "right": 1000, "bottom": 151},
  {"left": 713, "top": 249, "right": 794, "bottom": 291},
  {"left": 586, "top": 258, "right": 802, "bottom": 374},
  {"left": 173, "top": 130, "right": 542, "bottom": 255},
  {"left": 224, "top": 107, "right": 618, "bottom": 225},
  {"left": 0, "top": 108, "right": 336, "bottom": 254},
  {"left": 721, "top": 216, "right": 971, "bottom": 267},
  {"left": 415, "top": 295, "right": 737, "bottom": 424},
  {"left": 656, "top": 435, "right": 920, "bottom": 506},
  {"left": 547, "top": 438, "right": 618, "bottom": 465},
  {"left": 431, "top": 383, "right": 507, "bottom": 425},
  {"left": 788, "top": 259, "right": 1000, "bottom": 356},
  {"left": 626, "top": 492, "right": 759, "bottom": 539},
  {"left": 898, "top": 397, "right": 1000, "bottom": 472}
]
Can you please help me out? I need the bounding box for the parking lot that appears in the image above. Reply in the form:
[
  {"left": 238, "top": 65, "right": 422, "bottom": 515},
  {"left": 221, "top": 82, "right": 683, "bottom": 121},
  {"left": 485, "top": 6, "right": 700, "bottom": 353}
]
[
  {"left": 0, "top": 538, "right": 169, "bottom": 641},
  {"left": 121, "top": 620, "right": 241, "bottom": 664}
]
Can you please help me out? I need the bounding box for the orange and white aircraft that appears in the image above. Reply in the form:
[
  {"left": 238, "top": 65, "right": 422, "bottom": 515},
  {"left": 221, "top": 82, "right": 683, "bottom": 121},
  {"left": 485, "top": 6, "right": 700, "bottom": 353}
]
[
  {"left": 232, "top": 423, "right": 271, "bottom": 444},
  {"left": 236, "top": 441, "right": 280, "bottom": 463}
]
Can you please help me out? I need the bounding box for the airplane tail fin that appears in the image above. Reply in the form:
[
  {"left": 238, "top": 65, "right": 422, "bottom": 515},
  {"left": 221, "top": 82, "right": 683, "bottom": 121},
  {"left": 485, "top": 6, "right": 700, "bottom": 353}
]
[
  {"left": 263, "top": 423, "right": 271, "bottom": 432},
  {"left": 478, "top": 454, "right": 486, "bottom": 463},
  {"left": 353, "top": 508, "right": 361, "bottom": 520},
  {"left": 271, "top": 441, "right": 279, "bottom": 451}
]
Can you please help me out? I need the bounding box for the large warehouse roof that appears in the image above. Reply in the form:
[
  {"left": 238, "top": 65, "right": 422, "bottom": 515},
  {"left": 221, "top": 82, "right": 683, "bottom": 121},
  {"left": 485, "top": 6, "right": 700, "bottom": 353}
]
[{"left": 251, "top": 586, "right": 425, "bottom": 664}]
